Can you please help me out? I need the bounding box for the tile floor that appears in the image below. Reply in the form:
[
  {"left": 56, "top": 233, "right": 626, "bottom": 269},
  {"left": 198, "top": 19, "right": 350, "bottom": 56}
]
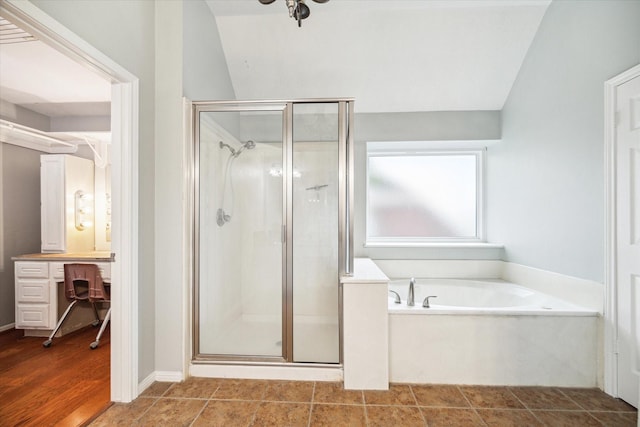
[{"left": 90, "top": 378, "right": 637, "bottom": 426}]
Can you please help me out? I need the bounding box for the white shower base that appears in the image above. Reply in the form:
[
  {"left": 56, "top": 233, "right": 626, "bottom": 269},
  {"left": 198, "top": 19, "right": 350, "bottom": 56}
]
[{"left": 201, "top": 315, "right": 339, "bottom": 363}]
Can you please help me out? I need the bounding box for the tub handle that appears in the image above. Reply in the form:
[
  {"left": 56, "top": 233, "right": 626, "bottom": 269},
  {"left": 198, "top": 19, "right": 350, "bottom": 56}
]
[
  {"left": 389, "top": 290, "right": 401, "bottom": 304},
  {"left": 422, "top": 295, "right": 438, "bottom": 308}
]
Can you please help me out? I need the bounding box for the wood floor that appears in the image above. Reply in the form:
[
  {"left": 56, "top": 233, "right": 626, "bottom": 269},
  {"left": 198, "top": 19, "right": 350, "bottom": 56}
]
[{"left": 0, "top": 326, "right": 111, "bottom": 426}]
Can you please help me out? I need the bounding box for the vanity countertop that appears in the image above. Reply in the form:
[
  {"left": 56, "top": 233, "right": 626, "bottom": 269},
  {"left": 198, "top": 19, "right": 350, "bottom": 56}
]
[{"left": 12, "top": 251, "right": 114, "bottom": 262}]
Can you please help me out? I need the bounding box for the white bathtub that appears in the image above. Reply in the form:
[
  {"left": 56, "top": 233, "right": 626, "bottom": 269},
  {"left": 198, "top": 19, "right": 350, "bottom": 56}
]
[
  {"left": 388, "top": 278, "right": 595, "bottom": 315},
  {"left": 387, "top": 278, "right": 600, "bottom": 387}
]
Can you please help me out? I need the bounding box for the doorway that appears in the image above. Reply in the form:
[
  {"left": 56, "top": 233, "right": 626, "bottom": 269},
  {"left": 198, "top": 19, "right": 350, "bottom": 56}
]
[
  {"left": 192, "top": 100, "right": 353, "bottom": 364},
  {"left": 605, "top": 63, "right": 640, "bottom": 408},
  {"left": 0, "top": 1, "right": 138, "bottom": 402}
]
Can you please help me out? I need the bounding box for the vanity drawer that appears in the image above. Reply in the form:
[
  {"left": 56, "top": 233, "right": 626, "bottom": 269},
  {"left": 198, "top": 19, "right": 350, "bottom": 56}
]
[
  {"left": 16, "top": 304, "right": 51, "bottom": 328},
  {"left": 50, "top": 262, "right": 111, "bottom": 281},
  {"left": 50, "top": 262, "right": 65, "bottom": 280},
  {"left": 16, "top": 279, "right": 50, "bottom": 303},
  {"left": 15, "top": 262, "right": 49, "bottom": 278}
]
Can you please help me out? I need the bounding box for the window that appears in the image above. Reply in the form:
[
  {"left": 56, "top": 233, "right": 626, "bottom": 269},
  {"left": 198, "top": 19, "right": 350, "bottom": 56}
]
[{"left": 366, "top": 142, "right": 484, "bottom": 245}]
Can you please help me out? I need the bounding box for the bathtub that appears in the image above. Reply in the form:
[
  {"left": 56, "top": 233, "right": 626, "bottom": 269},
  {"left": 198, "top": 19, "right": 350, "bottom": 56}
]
[
  {"left": 387, "top": 278, "right": 600, "bottom": 387},
  {"left": 388, "top": 278, "right": 595, "bottom": 315}
]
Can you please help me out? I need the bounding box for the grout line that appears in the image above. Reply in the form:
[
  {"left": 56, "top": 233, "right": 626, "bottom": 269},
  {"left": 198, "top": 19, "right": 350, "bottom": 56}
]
[
  {"left": 187, "top": 399, "right": 209, "bottom": 427},
  {"left": 407, "top": 384, "right": 420, "bottom": 406},
  {"left": 557, "top": 388, "right": 588, "bottom": 411},
  {"left": 208, "top": 384, "right": 220, "bottom": 400},
  {"left": 408, "top": 385, "right": 428, "bottom": 426},
  {"left": 307, "top": 382, "right": 315, "bottom": 427},
  {"left": 457, "top": 385, "right": 489, "bottom": 427},
  {"left": 363, "top": 401, "right": 370, "bottom": 426},
  {"left": 507, "top": 386, "right": 542, "bottom": 424},
  {"left": 135, "top": 396, "right": 160, "bottom": 422}
]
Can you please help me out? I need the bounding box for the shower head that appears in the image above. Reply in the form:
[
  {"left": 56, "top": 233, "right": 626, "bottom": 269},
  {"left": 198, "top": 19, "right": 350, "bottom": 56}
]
[
  {"left": 235, "top": 140, "right": 256, "bottom": 157},
  {"left": 219, "top": 140, "right": 256, "bottom": 158}
]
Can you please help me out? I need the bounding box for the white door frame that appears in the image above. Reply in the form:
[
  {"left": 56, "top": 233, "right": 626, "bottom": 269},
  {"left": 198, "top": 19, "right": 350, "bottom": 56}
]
[
  {"left": 604, "top": 63, "right": 640, "bottom": 398},
  {"left": 1, "top": 0, "right": 139, "bottom": 402}
]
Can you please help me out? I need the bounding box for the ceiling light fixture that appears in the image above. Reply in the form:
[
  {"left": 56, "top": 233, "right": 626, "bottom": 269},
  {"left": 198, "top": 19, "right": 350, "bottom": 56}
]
[{"left": 258, "top": 0, "right": 329, "bottom": 28}]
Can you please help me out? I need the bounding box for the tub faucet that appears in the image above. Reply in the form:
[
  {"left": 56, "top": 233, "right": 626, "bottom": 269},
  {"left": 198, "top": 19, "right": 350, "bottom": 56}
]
[
  {"left": 423, "top": 295, "right": 438, "bottom": 308},
  {"left": 407, "top": 277, "right": 415, "bottom": 306},
  {"left": 388, "top": 290, "right": 401, "bottom": 304}
]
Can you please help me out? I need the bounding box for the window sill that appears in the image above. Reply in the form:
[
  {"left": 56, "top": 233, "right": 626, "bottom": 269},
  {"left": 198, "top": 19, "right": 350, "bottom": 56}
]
[{"left": 364, "top": 242, "right": 504, "bottom": 249}]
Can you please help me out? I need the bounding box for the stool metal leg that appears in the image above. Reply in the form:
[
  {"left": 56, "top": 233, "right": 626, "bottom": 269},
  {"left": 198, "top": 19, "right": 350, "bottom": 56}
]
[
  {"left": 90, "top": 307, "right": 110, "bottom": 349},
  {"left": 43, "top": 300, "right": 78, "bottom": 348}
]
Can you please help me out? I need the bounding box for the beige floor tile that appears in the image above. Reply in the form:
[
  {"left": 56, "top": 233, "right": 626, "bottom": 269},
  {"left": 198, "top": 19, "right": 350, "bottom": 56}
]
[
  {"left": 510, "top": 387, "right": 582, "bottom": 410},
  {"left": 135, "top": 398, "right": 206, "bottom": 426},
  {"left": 212, "top": 379, "right": 268, "bottom": 401},
  {"left": 309, "top": 404, "right": 366, "bottom": 426},
  {"left": 191, "top": 400, "right": 259, "bottom": 427},
  {"left": 460, "top": 386, "right": 525, "bottom": 409},
  {"left": 366, "top": 405, "right": 425, "bottom": 427},
  {"left": 589, "top": 411, "right": 638, "bottom": 427},
  {"left": 163, "top": 377, "right": 219, "bottom": 399},
  {"left": 533, "top": 410, "right": 603, "bottom": 427},
  {"left": 476, "top": 409, "right": 543, "bottom": 426},
  {"left": 250, "top": 402, "right": 311, "bottom": 427},
  {"left": 561, "top": 388, "right": 637, "bottom": 411},
  {"left": 139, "top": 381, "right": 173, "bottom": 397},
  {"left": 313, "top": 382, "right": 363, "bottom": 404},
  {"left": 364, "top": 384, "right": 416, "bottom": 406},
  {"left": 262, "top": 380, "right": 314, "bottom": 402},
  {"left": 420, "top": 408, "right": 485, "bottom": 427},
  {"left": 411, "top": 384, "right": 469, "bottom": 408},
  {"left": 89, "top": 397, "right": 156, "bottom": 426}
]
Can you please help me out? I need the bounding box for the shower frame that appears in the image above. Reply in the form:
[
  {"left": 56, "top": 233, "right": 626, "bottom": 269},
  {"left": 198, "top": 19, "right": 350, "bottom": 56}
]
[{"left": 191, "top": 98, "right": 354, "bottom": 365}]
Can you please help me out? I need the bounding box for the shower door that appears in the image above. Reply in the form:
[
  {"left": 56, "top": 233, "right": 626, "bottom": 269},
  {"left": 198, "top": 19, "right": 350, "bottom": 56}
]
[
  {"left": 195, "top": 104, "right": 286, "bottom": 360},
  {"left": 193, "top": 100, "right": 353, "bottom": 364}
]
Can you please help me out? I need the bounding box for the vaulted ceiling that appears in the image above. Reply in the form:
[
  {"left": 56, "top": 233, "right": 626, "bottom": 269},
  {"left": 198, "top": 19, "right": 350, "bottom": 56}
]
[
  {"left": 206, "top": 0, "right": 551, "bottom": 113},
  {"left": 0, "top": 0, "right": 551, "bottom": 150}
]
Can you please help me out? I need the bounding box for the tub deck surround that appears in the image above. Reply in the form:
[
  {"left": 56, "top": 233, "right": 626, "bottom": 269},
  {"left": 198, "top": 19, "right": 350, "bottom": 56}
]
[
  {"left": 341, "top": 258, "right": 389, "bottom": 390},
  {"left": 388, "top": 278, "right": 598, "bottom": 316},
  {"left": 373, "top": 259, "right": 604, "bottom": 313},
  {"left": 386, "top": 277, "right": 599, "bottom": 387},
  {"left": 371, "top": 260, "right": 601, "bottom": 388}
]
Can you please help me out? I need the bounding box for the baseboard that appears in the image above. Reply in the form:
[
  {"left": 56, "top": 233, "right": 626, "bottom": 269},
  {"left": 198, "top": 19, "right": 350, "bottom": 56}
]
[
  {"left": 0, "top": 323, "right": 15, "bottom": 333},
  {"left": 138, "top": 370, "right": 183, "bottom": 395},
  {"left": 155, "top": 370, "right": 184, "bottom": 382}
]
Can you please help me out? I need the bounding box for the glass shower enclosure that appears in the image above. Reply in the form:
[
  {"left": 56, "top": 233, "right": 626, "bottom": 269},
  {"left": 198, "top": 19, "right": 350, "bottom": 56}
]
[{"left": 193, "top": 99, "right": 353, "bottom": 364}]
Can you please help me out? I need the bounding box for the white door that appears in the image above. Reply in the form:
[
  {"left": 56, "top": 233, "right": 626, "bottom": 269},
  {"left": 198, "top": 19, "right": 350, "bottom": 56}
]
[{"left": 616, "top": 72, "right": 640, "bottom": 407}]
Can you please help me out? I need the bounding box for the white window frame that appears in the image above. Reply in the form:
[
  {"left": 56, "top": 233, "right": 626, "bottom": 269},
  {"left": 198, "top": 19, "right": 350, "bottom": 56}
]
[{"left": 365, "top": 141, "right": 490, "bottom": 247}]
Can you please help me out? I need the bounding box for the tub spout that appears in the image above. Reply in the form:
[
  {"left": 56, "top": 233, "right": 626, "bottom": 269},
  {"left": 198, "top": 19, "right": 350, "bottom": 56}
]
[{"left": 407, "top": 277, "right": 415, "bottom": 306}]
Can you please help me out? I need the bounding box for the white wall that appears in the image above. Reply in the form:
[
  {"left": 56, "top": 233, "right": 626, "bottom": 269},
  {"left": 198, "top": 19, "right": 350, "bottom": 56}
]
[
  {"left": 155, "top": 0, "right": 185, "bottom": 377},
  {"left": 0, "top": 144, "right": 41, "bottom": 328},
  {"left": 183, "top": 0, "right": 236, "bottom": 103},
  {"left": 487, "top": 0, "right": 640, "bottom": 282},
  {"left": 30, "top": 0, "right": 158, "bottom": 382}
]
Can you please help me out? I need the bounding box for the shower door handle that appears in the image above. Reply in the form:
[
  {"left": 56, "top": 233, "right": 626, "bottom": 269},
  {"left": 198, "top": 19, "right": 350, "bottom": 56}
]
[{"left": 282, "top": 225, "right": 286, "bottom": 243}]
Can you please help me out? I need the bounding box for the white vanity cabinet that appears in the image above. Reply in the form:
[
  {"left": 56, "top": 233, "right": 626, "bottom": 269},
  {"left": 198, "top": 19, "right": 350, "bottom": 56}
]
[
  {"left": 14, "top": 255, "right": 111, "bottom": 336},
  {"left": 14, "top": 262, "right": 52, "bottom": 329},
  {"left": 40, "top": 154, "right": 95, "bottom": 253}
]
